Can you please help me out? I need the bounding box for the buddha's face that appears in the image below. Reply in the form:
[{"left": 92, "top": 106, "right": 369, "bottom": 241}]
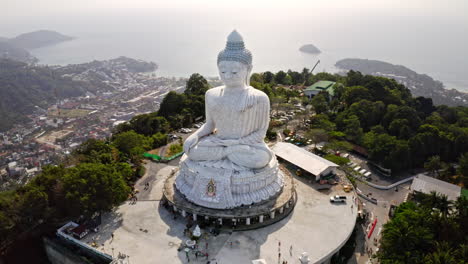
[{"left": 218, "top": 61, "right": 250, "bottom": 88}]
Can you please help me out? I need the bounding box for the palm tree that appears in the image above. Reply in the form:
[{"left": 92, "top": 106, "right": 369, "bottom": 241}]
[
  {"left": 379, "top": 213, "right": 433, "bottom": 263},
  {"left": 424, "top": 191, "right": 441, "bottom": 209},
  {"left": 455, "top": 244, "right": 468, "bottom": 264},
  {"left": 436, "top": 194, "right": 452, "bottom": 218},
  {"left": 454, "top": 196, "right": 468, "bottom": 220},
  {"left": 424, "top": 242, "right": 457, "bottom": 264},
  {"left": 454, "top": 196, "right": 468, "bottom": 238}
]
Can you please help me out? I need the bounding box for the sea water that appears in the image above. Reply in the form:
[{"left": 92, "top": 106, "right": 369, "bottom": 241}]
[{"left": 2, "top": 9, "right": 467, "bottom": 92}]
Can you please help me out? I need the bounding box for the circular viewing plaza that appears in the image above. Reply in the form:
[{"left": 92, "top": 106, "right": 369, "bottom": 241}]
[{"left": 82, "top": 163, "right": 357, "bottom": 264}]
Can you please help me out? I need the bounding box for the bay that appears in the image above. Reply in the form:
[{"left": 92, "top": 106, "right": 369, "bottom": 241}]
[{"left": 2, "top": 9, "right": 467, "bottom": 92}]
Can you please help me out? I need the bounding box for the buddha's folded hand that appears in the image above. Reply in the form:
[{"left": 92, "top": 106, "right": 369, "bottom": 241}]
[
  {"left": 226, "top": 144, "right": 250, "bottom": 154},
  {"left": 197, "top": 136, "right": 238, "bottom": 147}
]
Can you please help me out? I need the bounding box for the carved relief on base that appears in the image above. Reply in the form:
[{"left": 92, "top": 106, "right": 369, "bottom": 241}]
[{"left": 175, "top": 154, "right": 284, "bottom": 209}]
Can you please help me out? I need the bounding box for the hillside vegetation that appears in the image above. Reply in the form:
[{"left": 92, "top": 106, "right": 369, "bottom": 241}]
[
  {"left": 0, "top": 59, "right": 93, "bottom": 131},
  {"left": 336, "top": 58, "right": 468, "bottom": 107},
  {"left": 0, "top": 42, "right": 38, "bottom": 64}
]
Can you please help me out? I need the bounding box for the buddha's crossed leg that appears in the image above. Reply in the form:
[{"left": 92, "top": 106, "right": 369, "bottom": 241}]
[{"left": 187, "top": 144, "right": 270, "bottom": 169}]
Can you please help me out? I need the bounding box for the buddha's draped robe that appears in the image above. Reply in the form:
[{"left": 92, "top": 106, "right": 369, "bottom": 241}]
[{"left": 186, "top": 86, "right": 272, "bottom": 169}]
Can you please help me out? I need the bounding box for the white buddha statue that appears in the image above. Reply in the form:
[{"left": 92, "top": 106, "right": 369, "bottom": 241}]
[{"left": 175, "top": 30, "right": 283, "bottom": 209}]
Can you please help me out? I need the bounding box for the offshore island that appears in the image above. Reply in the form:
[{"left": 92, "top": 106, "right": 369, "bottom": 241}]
[{"left": 299, "top": 44, "right": 321, "bottom": 54}]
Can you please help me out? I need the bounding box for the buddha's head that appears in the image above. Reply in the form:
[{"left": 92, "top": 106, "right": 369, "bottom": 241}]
[{"left": 217, "top": 30, "right": 252, "bottom": 88}]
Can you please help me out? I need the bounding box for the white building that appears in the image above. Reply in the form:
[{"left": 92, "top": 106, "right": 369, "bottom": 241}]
[
  {"left": 271, "top": 142, "right": 338, "bottom": 181},
  {"left": 411, "top": 174, "right": 461, "bottom": 201}
]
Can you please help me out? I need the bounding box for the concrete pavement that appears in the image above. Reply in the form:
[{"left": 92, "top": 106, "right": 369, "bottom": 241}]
[{"left": 83, "top": 162, "right": 357, "bottom": 264}]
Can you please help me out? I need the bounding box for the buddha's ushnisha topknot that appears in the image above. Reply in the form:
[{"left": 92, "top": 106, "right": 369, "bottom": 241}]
[{"left": 217, "top": 30, "right": 253, "bottom": 66}]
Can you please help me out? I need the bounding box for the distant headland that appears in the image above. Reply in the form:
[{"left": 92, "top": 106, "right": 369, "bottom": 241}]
[
  {"left": 335, "top": 58, "right": 468, "bottom": 106},
  {"left": 299, "top": 44, "right": 321, "bottom": 54},
  {"left": 0, "top": 30, "right": 74, "bottom": 63},
  {"left": 6, "top": 30, "right": 74, "bottom": 49}
]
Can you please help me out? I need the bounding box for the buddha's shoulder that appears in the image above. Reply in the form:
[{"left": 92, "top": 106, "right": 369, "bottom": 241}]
[
  {"left": 206, "top": 86, "right": 224, "bottom": 96},
  {"left": 247, "top": 86, "right": 269, "bottom": 103}
]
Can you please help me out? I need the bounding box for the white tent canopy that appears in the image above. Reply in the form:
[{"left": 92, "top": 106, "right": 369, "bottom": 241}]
[{"left": 272, "top": 142, "right": 338, "bottom": 180}]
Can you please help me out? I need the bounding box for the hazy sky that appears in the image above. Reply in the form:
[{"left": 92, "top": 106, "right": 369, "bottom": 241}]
[
  {"left": 1, "top": 0, "right": 468, "bottom": 90},
  {"left": 3, "top": 0, "right": 468, "bottom": 18}
]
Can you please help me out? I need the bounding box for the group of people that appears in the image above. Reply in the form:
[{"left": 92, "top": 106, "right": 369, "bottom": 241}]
[
  {"left": 129, "top": 181, "right": 152, "bottom": 204},
  {"left": 183, "top": 241, "right": 216, "bottom": 263},
  {"left": 129, "top": 194, "right": 138, "bottom": 204},
  {"left": 277, "top": 241, "right": 293, "bottom": 264}
]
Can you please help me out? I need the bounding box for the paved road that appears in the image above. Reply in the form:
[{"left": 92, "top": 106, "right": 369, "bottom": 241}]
[
  {"left": 354, "top": 176, "right": 411, "bottom": 258},
  {"left": 344, "top": 152, "right": 416, "bottom": 262}
]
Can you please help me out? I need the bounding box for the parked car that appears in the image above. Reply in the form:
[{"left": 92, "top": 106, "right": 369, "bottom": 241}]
[
  {"left": 330, "top": 195, "right": 346, "bottom": 203},
  {"left": 179, "top": 128, "right": 192, "bottom": 133},
  {"left": 169, "top": 134, "right": 179, "bottom": 140},
  {"left": 330, "top": 195, "right": 347, "bottom": 200}
]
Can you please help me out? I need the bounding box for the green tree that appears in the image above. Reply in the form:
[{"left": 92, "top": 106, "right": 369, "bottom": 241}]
[
  {"left": 14, "top": 185, "right": 49, "bottom": 226},
  {"left": 342, "top": 86, "right": 371, "bottom": 105},
  {"left": 309, "top": 114, "right": 336, "bottom": 132},
  {"left": 437, "top": 105, "right": 458, "bottom": 124},
  {"left": 167, "top": 143, "right": 183, "bottom": 156},
  {"left": 343, "top": 115, "right": 363, "bottom": 143},
  {"left": 62, "top": 163, "right": 131, "bottom": 216},
  {"left": 345, "top": 70, "right": 364, "bottom": 87},
  {"left": 74, "top": 139, "right": 115, "bottom": 164},
  {"left": 250, "top": 73, "right": 264, "bottom": 83},
  {"left": 152, "top": 132, "right": 168, "bottom": 148},
  {"left": 184, "top": 73, "right": 209, "bottom": 96},
  {"left": 323, "top": 154, "right": 349, "bottom": 165},
  {"left": 424, "top": 156, "right": 443, "bottom": 176},
  {"left": 326, "top": 140, "right": 353, "bottom": 152},
  {"left": 157, "top": 91, "right": 187, "bottom": 119},
  {"left": 363, "top": 131, "right": 394, "bottom": 162},
  {"left": 287, "top": 70, "right": 304, "bottom": 84},
  {"left": 263, "top": 71, "right": 275, "bottom": 84},
  {"left": 301, "top": 68, "right": 311, "bottom": 84},
  {"left": 412, "top": 96, "right": 436, "bottom": 119},
  {"left": 363, "top": 131, "right": 410, "bottom": 170},
  {"left": 113, "top": 130, "right": 152, "bottom": 156},
  {"left": 388, "top": 119, "right": 412, "bottom": 139},
  {"left": 305, "top": 129, "right": 328, "bottom": 144},
  {"left": 458, "top": 153, "right": 468, "bottom": 177},
  {"left": 274, "top": 71, "right": 289, "bottom": 84},
  {"left": 266, "top": 127, "right": 277, "bottom": 141},
  {"left": 348, "top": 100, "right": 385, "bottom": 131},
  {"left": 129, "top": 114, "right": 170, "bottom": 136},
  {"left": 311, "top": 93, "right": 329, "bottom": 114}
]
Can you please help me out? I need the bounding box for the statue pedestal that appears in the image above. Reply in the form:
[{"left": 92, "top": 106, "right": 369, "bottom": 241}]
[
  {"left": 175, "top": 154, "right": 283, "bottom": 209},
  {"left": 162, "top": 164, "right": 296, "bottom": 230}
]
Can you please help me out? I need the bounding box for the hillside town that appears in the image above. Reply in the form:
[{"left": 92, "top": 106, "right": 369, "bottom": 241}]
[{"left": 0, "top": 58, "right": 187, "bottom": 190}]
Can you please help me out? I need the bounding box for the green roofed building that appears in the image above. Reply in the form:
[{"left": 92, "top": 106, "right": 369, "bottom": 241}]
[{"left": 304, "top": 80, "right": 336, "bottom": 98}]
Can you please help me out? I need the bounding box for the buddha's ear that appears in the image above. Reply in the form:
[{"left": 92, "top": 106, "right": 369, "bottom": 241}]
[{"left": 246, "top": 65, "right": 253, "bottom": 86}]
